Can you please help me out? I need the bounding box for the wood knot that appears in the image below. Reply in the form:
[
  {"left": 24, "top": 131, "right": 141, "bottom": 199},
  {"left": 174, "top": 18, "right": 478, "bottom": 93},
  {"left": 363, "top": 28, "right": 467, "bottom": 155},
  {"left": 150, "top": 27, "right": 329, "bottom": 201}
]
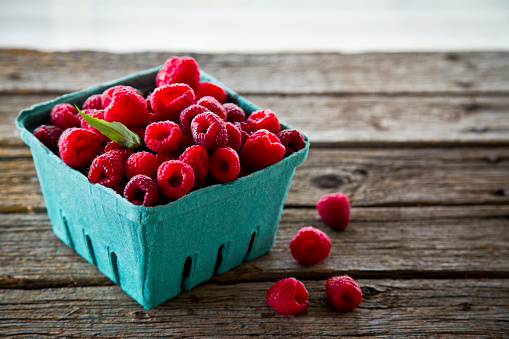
[
  {"left": 485, "top": 155, "right": 500, "bottom": 164},
  {"left": 456, "top": 80, "right": 472, "bottom": 88},
  {"left": 460, "top": 302, "right": 473, "bottom": 311},
  {"left": 311, "top": 173, "right": 347, "bottom": 189},
  {"left": 361, "top": 286, "right": 381, "bottom": 297}
]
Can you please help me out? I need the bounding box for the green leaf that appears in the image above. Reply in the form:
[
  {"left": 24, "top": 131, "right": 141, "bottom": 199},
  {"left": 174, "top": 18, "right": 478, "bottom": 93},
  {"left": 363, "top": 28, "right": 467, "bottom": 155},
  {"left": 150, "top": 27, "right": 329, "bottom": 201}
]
[{"left": 77, "top": 106, "right": 142, "bottom": 149}]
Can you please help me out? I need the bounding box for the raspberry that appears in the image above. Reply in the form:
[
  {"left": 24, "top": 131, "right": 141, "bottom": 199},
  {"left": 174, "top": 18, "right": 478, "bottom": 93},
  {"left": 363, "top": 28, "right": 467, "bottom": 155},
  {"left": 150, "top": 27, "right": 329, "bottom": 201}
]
[
  {"left": 191, "top": 112, "right": 227, "bottom": 151},
  {"left": 317, "top": 193, "right": 350, "bottom": 231},
  {"left": 157, "top": 160, "right": 195, "bottom": 199},
  {"left": 233, "top": 121, "right": 252, "bottom": 146},
  {"left": 151, "top": 83, "right": 195, "bottom": 122},
  {"left": 224, "top": 103, "right": 246, "bottom": 123},
  {"left": 82, "top": 94, "right": 103, "bottom": 110},
  {"left": 195, "top": 81, "right": 226, "bottom": 103},
  {"left": 144, "top": 121, "right": 183, "bottom": 153},
  {"left": 156, "top": 151, "right": 180, "bottom": 165},
  {"left": 112, "top": 181, "right": 127, "bottom": 196},
  {"left": 277, "top": 129, "right": 306, "bottom": 157},
  {"left": 266, "top": 278, "right": 309, "bottom": 315},
  {"left": 178, "top": 145, "right": 209, "bottom": 180},
  {"left": 290, "top": 226, "right": 331, "bottom": 266},
  {"left": 80, "top": 109, "right": 109, "bottom": 142},
  {"left": 124, "top": 174, "right": 160, "bottom": 207},
  {"left": 247, "top": 109, "right": 280, "bottom": 135},
  {"left": 58, "top": 128, "right": 103, "bottom": 169},
  {"left": 224, "top": 122, "right": 242, "bottom": 152},
  {"left": 156, "top": 56, "right": 200, "bottom": 89},
  {"left": 179, "top": 104, "right": 210, "bottom": 135},
  {"left": 209, "top": 147, "right": 240, "bottom": 183},
  {"left": 104, "top": 88, "right": 150, "bottom": 128},
  {"left": 239, "top": 129, "right": 285, "bottom": 171},
  {"left": 325, "top": 276, "right": 362, "bottom": 311},
  {"left": 101, "top": 85, "right": 139, "bottom": 108},
  {"left": 49, "top": 103, "right": 80, "bottom": 129},
  {"left": 146, "top": 93, "right": 155, "bottom": 113},
  {"left": 33, "top": 125, "right": 64, "bottom": 153},
  {"left": 88, "top": 150, "right": 126, "bottom": 188},
  {"left": 178, "top": 133, "right": 195, "bottom": 153},
  {"left": 103, "top": 141, "right": 132, "bottom": 155},
  {"left": 197, "top": 96, "right": 227, "bottom": 121},
  {"left": 125, "top": 151, "right": 159, "bottom": 179}
]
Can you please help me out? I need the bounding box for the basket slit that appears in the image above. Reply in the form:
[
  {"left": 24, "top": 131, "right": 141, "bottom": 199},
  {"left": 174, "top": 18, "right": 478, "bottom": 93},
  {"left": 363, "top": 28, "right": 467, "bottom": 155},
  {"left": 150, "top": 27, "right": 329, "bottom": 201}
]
[
  {"left": 84, "top": 233, "right": 97, "bottom": 266},
  {"left": 244, "top": 232, "right": 256, "bottom": 259},
  {"left": 182, "top": 256, "right": 193, "bottom": 280},
  {"left": 214, "top": 244, "right": 225, "bottom": 274},
  {"left": 109, "top": 251, "right": 120, "bottom": 285},
  {"left": 60, "top": 210, "right": 74, "bottom": 249}
]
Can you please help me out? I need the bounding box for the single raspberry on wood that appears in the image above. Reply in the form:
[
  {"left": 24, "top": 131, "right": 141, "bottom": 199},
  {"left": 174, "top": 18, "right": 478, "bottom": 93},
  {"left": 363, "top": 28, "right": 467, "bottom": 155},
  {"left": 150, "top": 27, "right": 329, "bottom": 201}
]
[
  {"left": 125, "top": 151, "right": 159, "bottom": 179},
  {"left": 197, "top": 96, "right": 227, "bottom": 121},
  {"left": 144, "top": 121, "right": 183, "bottom": 153},
  {"left": 124, "top": 174, "right": 160, "bottom": 207},
  {"left": 157, "top": 160, "right": 195, "bottom": 199},
  {"left": 178, "top": 145, "right": 209, "bottom": 181},
  {"left": 58, "top": 128, "right": 103, "bottom": 169},
  {"left": 33, "top": 125, "right": 64, "bottom": 153},
  {"left": 179, "top": 104, "right": 210, "bottom": 135},
  {"left": 49, "top": 103, "right": 80, "bottom": 129},
  {"left": 156, "top": 56, "right": 201, "bottom": 90},
  {"left": 150, "top": 83, "right": 195, "bottom": 123},
  {"left": 224, "top": 103, "right": 246, "bottom": 123},
  {"left": 104, "top": 88, "right": 150, "bottom": 128},
  {"left": 277, "top": 129, "right": 306, "bottom": 157},
  {"left": 317, "top": 193, "right": 351, "bottom": 231},
  {"left": 191, "top": 112, "right": 228, "bottom": 151},
  {"left": 247, "top": 109, "right": 280, "bottom": 135},
  {"left": 88, "top": 150, "right": 127, "bottom": 188},
  {"left": 209, "top": 147, "right": 240, "bottom": 183},
  {"left": 195, "top": 81, "right": 226, "bottom": 103},
  {"left": 266, "top": 278, "right": 309, "bottom": 315},
  {"left": 82, "top": 94, "right": 103, "bottom": 110},
  {"left": 325, "top": 276, "right": 362, "bottom": 311},
  {"left": 290, "top": 226, "right": 331, "bottom": 266},
  {"left": 239, "top": 129, "right": 285, "bottom": 171}
]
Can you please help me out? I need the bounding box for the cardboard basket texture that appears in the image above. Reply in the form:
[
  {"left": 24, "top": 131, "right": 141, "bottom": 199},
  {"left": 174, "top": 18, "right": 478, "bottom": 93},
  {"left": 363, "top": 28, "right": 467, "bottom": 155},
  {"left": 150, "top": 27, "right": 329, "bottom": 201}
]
[{"left": 15, "top": 66, "right": 309, "bottom": 309}]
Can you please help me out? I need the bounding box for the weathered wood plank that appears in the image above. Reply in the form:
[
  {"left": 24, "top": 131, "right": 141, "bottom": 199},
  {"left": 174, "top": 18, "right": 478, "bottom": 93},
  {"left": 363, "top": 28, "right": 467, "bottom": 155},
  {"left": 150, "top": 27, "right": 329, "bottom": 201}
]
[
  {"left": 0, "top": 279, "right": 507, "bottom": 338},
  {"left": 1, "top": 206, "right": 508, "bottom": 288},
  {"left": 1, "top": 147, "right": 507, "bottom": 213},
  {"left": 3, "top": 94, "right": 509, "bottom": 146},
  {"left": 1, "top": 50, "right": 508, "bottom": 95}
]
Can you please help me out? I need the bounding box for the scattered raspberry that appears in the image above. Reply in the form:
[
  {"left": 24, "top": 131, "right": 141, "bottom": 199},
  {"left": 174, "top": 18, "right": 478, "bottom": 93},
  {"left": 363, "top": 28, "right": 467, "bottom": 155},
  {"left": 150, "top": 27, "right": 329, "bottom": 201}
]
[
  {"left": 58, "top": 128, "right": 103, "bottom": 168},
  {"left": 195, "top": 81, "right": 226, "bottom": 103},
  {"left": 157, "top": 160, "right": 195, "bottom": 199},
  {"left": 144, "top": 121, "right": 183, "bottom": 153},
  {"left": 156, "top": 56, "right": 200, "bottom": 90},
  {"left": 82, "top": 94, "right": 103, "bottom": 110},
  {"left": 155, "top": 151, "right": 180, "bottom": 165},
  {"left": 191, "top": 112, "right": 228, "bottom": 151},
  {"left": 88, "top": 150, "right": 126, "bottom": 188},
  {"left": 178, "top": 145, "right": 209, "bottom": 180},
  {"left": 266, "top": 278, "right": 309, "bottom": 315},
  {"left": 224, "top": 103, "right": 246, "bottom": 123},
  {"left": 277, "top": 129, "right": 306, "bottom": 157},
  {"left": 101, "top": 85, "right": 139, "bottom": 108},
  {"left": 325, "top": 276, "right": 362, "bottom": 311},
  {"left": 104, "top": 87, "right": 150, "bottom": 128},
  {"left": 124, "top": 174, "right": 160, "bottom": 207},
  {"left": 247, "top": 109, "right": 280, "bottom": 135},
  {"left": 150, "top": 83, "right": 195, "bottom": 122},
  {"left": 49, "top": 103, "right": 80, "bottom": 129},
  {"left": 33, "top": 125, "right": 64, "bottom": 153},
  {"left": 224, "top": 122, "right": 242, "bottom": 152},
  {"left": 125, "top": 151, "right": 159, "bottom": 179},
  {"left": 209, "top": 147, "right": 240, "bottom": 183},
  {"left": 290, "top": 226, "right": 331, "bottom": 266},
  {"left": 197, "top": 96, "right": 227, "bottom": 121},
  {"left": 233, "top": 121, "right": 252, "bottom": 146},
  {"left": 317, "top": 193, "right": 350, "bottom": 231},
  {"left": 239, "top": 129, "right": 285, "bottom": 171},
  {"left": 179, "top": 104, "right": 210, "bottom": 135}
]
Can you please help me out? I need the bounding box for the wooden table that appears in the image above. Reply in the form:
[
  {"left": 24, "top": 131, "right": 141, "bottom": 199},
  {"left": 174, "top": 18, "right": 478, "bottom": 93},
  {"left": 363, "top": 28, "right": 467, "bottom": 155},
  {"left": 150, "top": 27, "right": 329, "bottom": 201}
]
[{"left": 1, "top": 50, "right": 508, "bottom": 337}]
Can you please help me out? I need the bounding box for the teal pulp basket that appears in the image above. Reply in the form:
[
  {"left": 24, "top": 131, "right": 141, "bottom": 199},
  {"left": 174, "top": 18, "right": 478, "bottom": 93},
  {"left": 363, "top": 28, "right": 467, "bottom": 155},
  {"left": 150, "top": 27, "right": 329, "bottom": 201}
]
[{"left": 15, "top": 66, "right": 309, "bottom": 309}]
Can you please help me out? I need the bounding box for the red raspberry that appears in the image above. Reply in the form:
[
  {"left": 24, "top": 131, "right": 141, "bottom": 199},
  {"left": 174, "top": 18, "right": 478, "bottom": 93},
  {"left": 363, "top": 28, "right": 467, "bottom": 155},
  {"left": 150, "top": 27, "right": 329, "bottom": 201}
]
[
  {"left": 58, "top": 128, "right": 103, "bottom": 169},
  {"left": 277, "top": 129, "right": 306, "bottom": 157},
  {"left": 157, "top": 160, "right": 195, "bottom": 200},
  {"left": 266, "top": 278, "right": 309, "bottom": 315},
  {"left": 144, "top": 121, "right": 183, "bottom": 153},
  {"left": 82, "top": 94, "right": 103, "bottom": 110},
  {"left": 325, "top": 276, "right": 362, "bottom": 311},
  {"left": 49, "top": 103, "right": 80, "bottom": 129},
  {"left": 151, "top": 83, "right": 195, "bottom": 122},
  {"left": 239, "top": 129, "right": 285, "bottom": 171},
  {"left": 290, "top": 226, "right": 331, "bottom": 266},
  {"left": 146, "top": 93, "right": 155, "bottom": 113},
  {"left": 178, "top": 133, "right": 195, "bottom": 153},
  {"left": 191, "top": 112, "right": 227, "bottom": 151},
  {"left": 225, "top": 122, "right": 242, "bottom": 152},
  {"left": 33, "top": 125, "right": 64, "bottom": 153},
  {"left": 103, "top": 141, "right": 135, "bottom": 156},
  {"left": 197, "top": 96, "right": 227, "bottom": 121},
  {"left": 178, "top": 145, "right": 209, "bottom": 180},
  {"left": 88, "top": 150, "right": 126, "bottom": 188},
  {"left": 104, "top": 88, "right": 150, "bottom": 128},
  {"left": 317, "top": 193, "right": 350, "bottom": 231},
  {"left": 247, "top": 109, "right": 280, "bottom": 135},
  {"left": 156, "top": 151, "right": 180, "bottom": 165},
  {"left": 209, "top": 147, "right": 240, "bottom": 183},
  {"left": 224, "top": 103, "right": 246, "bottom": 123},
  {"left": 124, "top": 174, "right": 160, "bottom": 207},
  {"left": 125, "top": 151, "right": 159, "bottom": 179},
  {"left": 195, "top": 81, "right": 226, "bottom": 103},
  {"left": 112, "top": 181, "right": 127, "bottom": 196},
  {"left": 156, "top": 56, "right": 200, "bottom": 89},
  {"left": 101, "top": 85, "right": 139, "bottom": 108},
  {"left": 179, "top": 104, "right": 210, "bottom": 135},
  {"left": 80, "top": 109, "right": 109, "bottom": 142},
  {"left": 233, "top": 121, "right": 252, "bottom": 146}
]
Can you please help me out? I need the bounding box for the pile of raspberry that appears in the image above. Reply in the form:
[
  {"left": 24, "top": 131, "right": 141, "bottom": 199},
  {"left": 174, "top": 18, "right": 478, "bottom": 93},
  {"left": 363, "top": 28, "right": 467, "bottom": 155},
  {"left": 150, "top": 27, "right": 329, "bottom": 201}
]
[{"left": 33, "top": 56, "right": 306, "bottom": 207}]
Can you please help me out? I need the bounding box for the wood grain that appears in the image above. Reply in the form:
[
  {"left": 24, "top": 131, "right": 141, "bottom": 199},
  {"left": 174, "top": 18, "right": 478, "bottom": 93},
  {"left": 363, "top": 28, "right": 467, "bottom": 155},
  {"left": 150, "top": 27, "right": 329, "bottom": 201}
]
[{"left": 1, "top": 279, "right": 507, "bottom": 338}]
